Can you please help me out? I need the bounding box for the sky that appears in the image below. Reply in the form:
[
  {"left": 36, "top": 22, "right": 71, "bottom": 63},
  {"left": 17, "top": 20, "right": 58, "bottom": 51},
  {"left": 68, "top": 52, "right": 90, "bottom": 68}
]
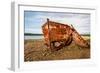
[{"left": 24, "top": 11, "right": 90, "bottom": 34}]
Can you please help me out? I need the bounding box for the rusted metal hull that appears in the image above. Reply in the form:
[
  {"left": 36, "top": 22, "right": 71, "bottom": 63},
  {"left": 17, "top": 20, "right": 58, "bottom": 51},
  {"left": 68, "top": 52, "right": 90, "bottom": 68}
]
[
  {"left": 42, "top": 19, "right": 90, "bottom": 51},
  {"left": 72, "top": 27, "right": 90, "bottom": 48}
]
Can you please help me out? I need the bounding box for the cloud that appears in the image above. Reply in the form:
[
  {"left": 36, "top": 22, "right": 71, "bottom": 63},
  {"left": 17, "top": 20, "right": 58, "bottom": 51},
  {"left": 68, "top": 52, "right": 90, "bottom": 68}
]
[{"left": 24, "top": 11, "right": 90, "bottom": 34}]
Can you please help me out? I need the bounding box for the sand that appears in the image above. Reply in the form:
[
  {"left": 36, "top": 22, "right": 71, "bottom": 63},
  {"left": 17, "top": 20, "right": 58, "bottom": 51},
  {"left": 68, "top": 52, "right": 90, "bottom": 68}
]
[{"left": 24, "top": 38, "right": 90, "bottom": 62}]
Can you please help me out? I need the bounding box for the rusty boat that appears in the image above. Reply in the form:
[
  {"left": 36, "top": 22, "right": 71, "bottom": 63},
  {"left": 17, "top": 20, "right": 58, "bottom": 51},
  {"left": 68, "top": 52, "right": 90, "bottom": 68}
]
[{"left": 42, "top": 18, "right": 90, "bottom": 51}]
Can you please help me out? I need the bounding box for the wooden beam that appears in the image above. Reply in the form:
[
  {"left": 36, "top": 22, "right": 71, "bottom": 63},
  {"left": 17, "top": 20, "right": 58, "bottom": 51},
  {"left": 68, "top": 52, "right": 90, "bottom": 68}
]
[{"left": 47, "top": 18, "right": 51, "bottom": 49}]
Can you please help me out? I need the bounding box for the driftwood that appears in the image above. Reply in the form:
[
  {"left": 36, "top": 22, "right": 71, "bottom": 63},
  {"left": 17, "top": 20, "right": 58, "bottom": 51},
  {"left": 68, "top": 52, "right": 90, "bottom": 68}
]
[{"left": 42, "top": 18, "right": 90, "bottom": 51}]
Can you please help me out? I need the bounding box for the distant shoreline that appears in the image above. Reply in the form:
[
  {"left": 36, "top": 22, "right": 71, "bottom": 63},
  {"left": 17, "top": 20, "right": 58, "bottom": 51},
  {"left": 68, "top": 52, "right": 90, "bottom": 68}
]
[
  {"left": 24, "top": 33, "right": 43, "bottom": 36},
  {"left": 24, "top": 33, "right": 90, "bottom": 36}
]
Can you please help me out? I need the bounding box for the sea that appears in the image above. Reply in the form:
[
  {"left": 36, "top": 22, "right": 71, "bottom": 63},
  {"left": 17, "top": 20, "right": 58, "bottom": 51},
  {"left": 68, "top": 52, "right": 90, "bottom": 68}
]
[{"left": 24, "top": 35, "right": 44, "bottom": 40}]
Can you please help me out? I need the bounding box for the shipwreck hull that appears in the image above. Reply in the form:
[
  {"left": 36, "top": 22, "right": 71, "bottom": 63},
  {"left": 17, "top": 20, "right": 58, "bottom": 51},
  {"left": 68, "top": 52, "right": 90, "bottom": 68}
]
[{"left": 42, "top": 19, "right": 90, "bottom": 51}]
